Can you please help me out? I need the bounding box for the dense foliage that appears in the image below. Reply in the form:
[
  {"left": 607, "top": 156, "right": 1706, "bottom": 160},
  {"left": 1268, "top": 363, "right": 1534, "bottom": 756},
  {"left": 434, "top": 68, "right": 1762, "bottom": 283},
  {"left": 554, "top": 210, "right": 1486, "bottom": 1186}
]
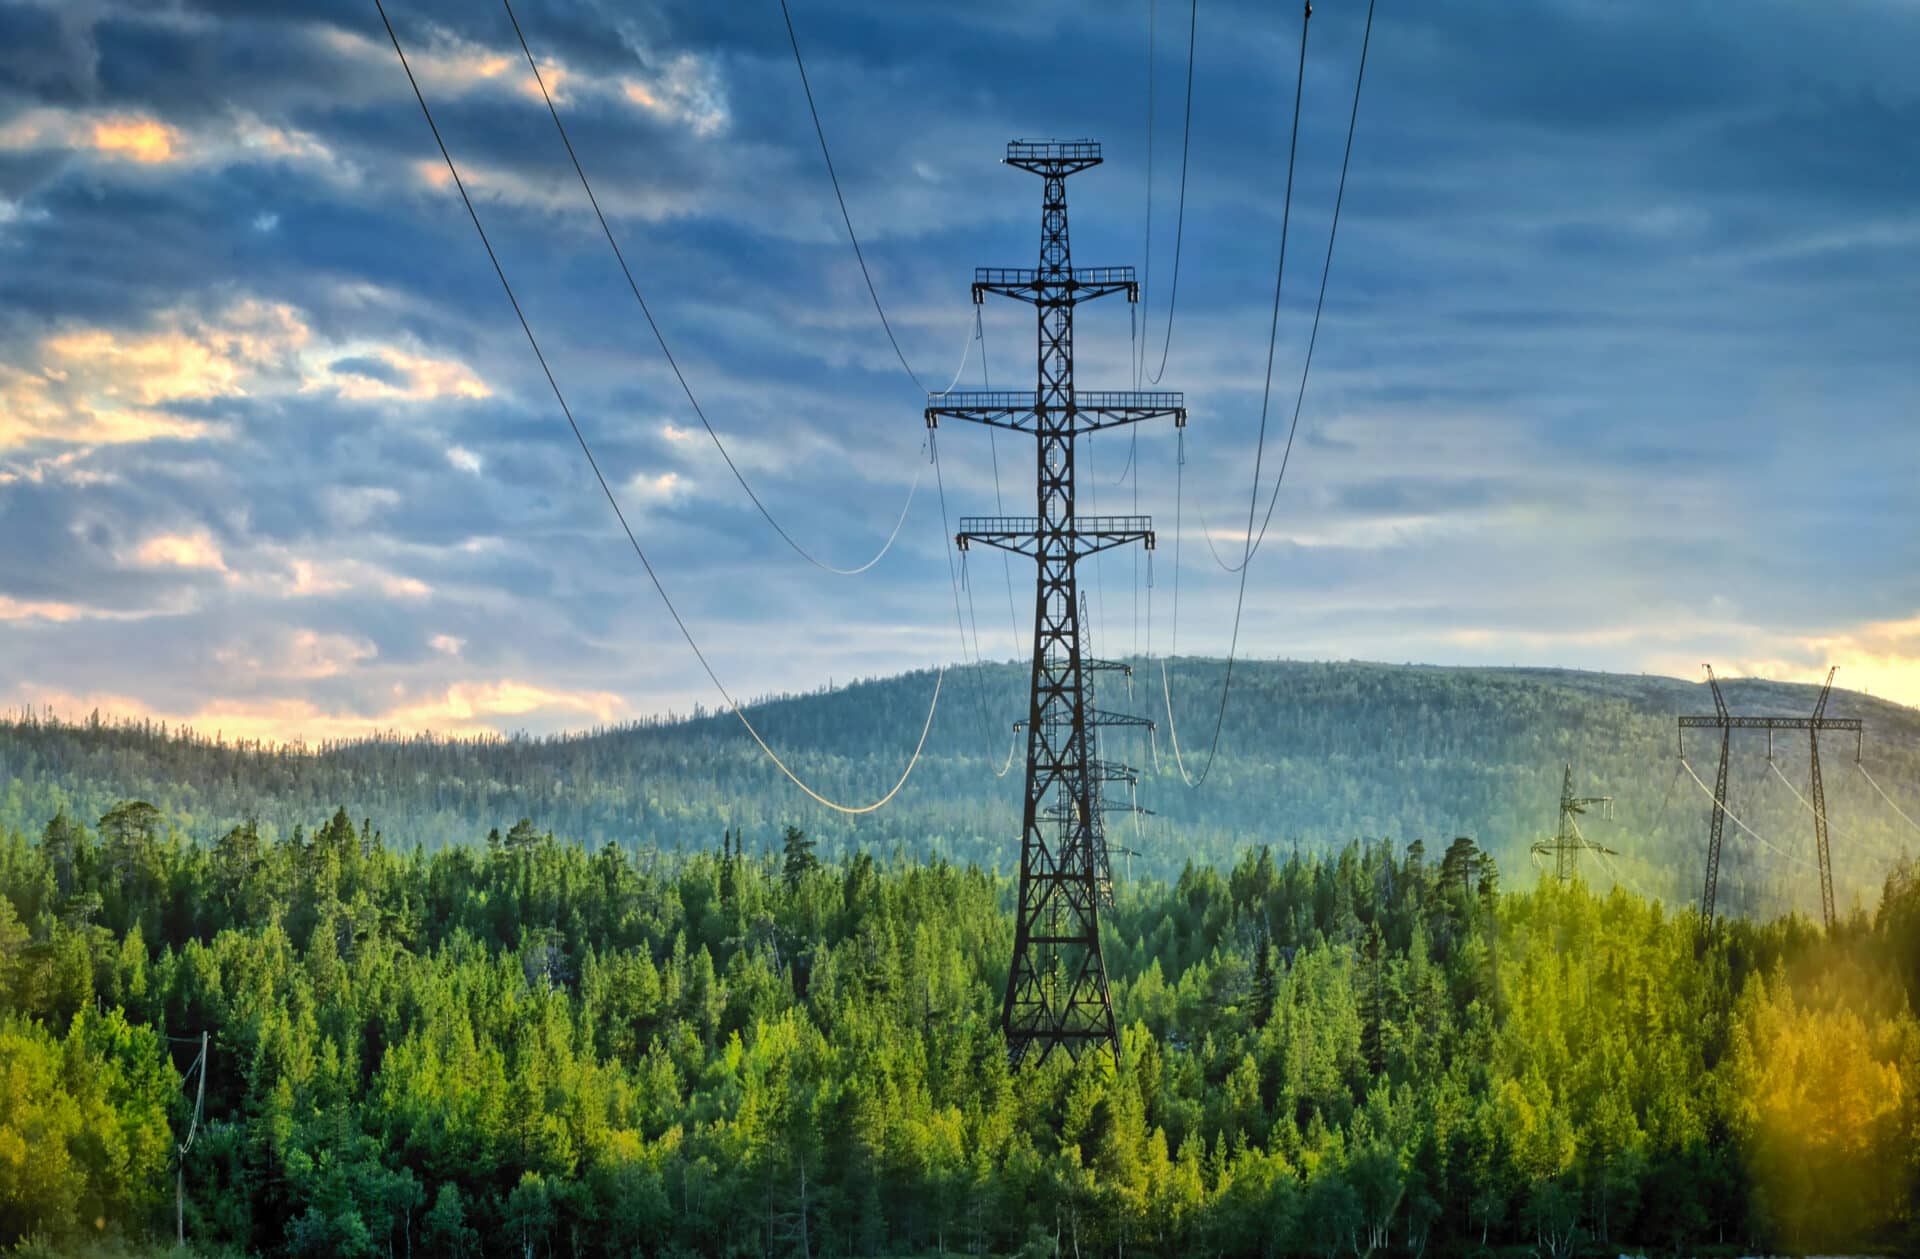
[
  {"left": 5, "top": 662, "right": 1919, "bottom": 925},
  {"left": 1, "top": 803, "right": 1916, "bottom": 1257}
]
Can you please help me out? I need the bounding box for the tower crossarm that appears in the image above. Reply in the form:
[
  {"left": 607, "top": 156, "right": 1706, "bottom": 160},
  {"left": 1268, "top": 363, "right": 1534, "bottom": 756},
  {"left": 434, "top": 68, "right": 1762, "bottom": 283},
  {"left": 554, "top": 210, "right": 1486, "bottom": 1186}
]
[
  {"left": 956, "top": 514, "right": 1154, "bottom": 558},
  {"left": 1045, "top": 799, "right": 1141, "bottom": 818},
  {"left": 972, "top": 266, "right": 1137, "bottom": 306},
  {"left": 1085, "top": 657, "right": 1133, "bottom": 677},
  {"left": 1075, "top": 393, "right": 1187, "bottom": 432},
  {"left": 1015, "top": 709, "right": 1152, "bottom": 734},
  {"left": 1532, "top": 837, "right": 1618, "bottom": 857},
  {"left": 926, "top": 390, "right": 1185, "bottom": 434},
  {"left": 1677, "top": 715, "right": 1863, "bottom": 732}
]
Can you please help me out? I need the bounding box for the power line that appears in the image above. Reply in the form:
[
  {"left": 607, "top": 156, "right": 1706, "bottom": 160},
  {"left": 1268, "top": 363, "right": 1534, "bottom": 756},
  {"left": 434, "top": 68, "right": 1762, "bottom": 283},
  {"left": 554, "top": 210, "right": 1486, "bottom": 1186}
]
[
  {"left": 1145, "top": 0, "right": 1199, "bottom": 386},
  {"left": 1592, "top": 843, "right": 1660, "bottom": 906},
  {"left": 502, "top": 0, "right": 923, "bottom": 577},
  {"left": 977, "top": 307, "right": 1022, "bottom": 652},
  {"left": 1768, "top": 757, "right": 1858, "bottom": 844},
  {"left": 930, "top": 429, "right": 1005, "bottom": 763},
  {"left": 1679, "top": 757, "right": 1816, "bottom": 870},
  {"left": 377, "top": 0, "right": 940, "bottom": 816},
  {"left": 778, "top": 0, "right": 930, "bottom": 394},
  {"left": 1211, "top": 0, "right": 1377, "bottom": 573},
  {"left": 1136, "top": 0, "right": 1157, "bottom": 390},
  {"left": 1860, "top": 761, "right": 1920, "bottom": 834},
  {"left": 1159, "top": 0, "right": 1316, "bottom": 788}
]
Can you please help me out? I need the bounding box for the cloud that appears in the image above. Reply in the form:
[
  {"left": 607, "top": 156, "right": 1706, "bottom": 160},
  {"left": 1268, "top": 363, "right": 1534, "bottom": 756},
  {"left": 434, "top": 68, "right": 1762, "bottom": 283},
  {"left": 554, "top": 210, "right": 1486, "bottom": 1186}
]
[
  {"left": 0, "top": 595, "right": 107, "bottom": 623},
  {"left": 446, "top": 446, "right": 484, "bottom": 475},
  {"left": 130, "top": 530, "right": 227, "bottom": 573},
  {"left": 1711, "top": 615, "right": 1920, "bottom": 710},
  {"left": 321, "top": 346, "right": 489, "bottom": 403},
  {"left": 13, "top": 677, "right": 629, "bottom": 745},
  {"left": 88, "top": 116, "right": 181, "bottom": 164},
  {"left": 213, "top": 628, "right": 378, "bottom": 681},
  {"left": 0, "top": 300, "right": 490, "bottom": 452},
  {"left": 0, "top": 106, "right": 346, "bottom": 179},
  {"left": 0, "top": 301, "right": 305, "bottom": 450},
  {"left": 628, "top": 470, "right": 687, "bottom": 502},
  {"left": 238, "top": 551, "right": 433, "bottom": 603},
  {"left": 315, "top": 21, "right": 729, "bottom": 135}
]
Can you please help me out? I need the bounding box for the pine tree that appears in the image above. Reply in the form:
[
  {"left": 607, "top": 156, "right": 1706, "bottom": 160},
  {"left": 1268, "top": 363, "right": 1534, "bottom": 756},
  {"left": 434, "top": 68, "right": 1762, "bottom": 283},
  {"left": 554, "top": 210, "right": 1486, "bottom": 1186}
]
[{"left": 781, "top": 825, "right": 818, "bottom": 889}]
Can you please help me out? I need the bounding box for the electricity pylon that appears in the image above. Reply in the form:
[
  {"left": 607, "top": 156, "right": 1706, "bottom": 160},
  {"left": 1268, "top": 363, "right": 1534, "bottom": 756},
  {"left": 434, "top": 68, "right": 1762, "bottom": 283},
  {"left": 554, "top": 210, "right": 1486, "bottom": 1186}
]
[
  {"left": 1678, "top": 664, "right": 1864, "bottom": 933},
  {"left": 1530, "top": 762, "right": 1615, "bottom": 881},
  {"left": 929, "top": 139, "right": 1183, "bottom": 1066}
]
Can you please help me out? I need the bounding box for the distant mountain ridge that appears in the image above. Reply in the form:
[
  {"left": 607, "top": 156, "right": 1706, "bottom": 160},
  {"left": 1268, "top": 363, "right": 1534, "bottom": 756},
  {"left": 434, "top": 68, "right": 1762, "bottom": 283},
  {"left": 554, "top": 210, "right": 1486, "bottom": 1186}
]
[{"left": 4, "top": 659, "right": 1917, "bottom": 920}]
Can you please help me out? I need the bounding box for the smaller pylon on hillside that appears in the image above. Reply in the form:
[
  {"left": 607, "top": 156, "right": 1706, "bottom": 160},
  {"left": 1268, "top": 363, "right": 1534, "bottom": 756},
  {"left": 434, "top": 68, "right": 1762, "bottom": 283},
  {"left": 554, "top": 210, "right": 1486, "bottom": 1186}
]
[{"left": 1531, "top": 763, "right": 1616, "bottom": 881}]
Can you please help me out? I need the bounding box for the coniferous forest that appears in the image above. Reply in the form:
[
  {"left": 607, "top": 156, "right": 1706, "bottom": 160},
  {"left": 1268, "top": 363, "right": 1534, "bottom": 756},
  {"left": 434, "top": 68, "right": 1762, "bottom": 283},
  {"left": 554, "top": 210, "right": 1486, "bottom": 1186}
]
[
  {"left": 1, "top": 801, "right": 1916, "bottom": 1257},
  {"left": 6, "top": 661, "right": 1920, "bottom": 923}
]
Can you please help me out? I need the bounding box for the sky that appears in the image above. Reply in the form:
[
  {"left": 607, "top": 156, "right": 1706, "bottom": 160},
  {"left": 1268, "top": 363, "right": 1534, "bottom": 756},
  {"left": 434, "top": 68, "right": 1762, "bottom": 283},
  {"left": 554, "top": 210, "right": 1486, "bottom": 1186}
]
[{"left": 1, "top": 0, "right": 1917, "bottom": 743}]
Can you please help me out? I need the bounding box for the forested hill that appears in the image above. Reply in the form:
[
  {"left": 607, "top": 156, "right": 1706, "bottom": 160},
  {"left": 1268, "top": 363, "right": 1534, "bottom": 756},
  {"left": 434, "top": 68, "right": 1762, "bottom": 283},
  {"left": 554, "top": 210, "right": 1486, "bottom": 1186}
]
[{"left": 4, "top": 659, "right": 1919, "bottom": 918}]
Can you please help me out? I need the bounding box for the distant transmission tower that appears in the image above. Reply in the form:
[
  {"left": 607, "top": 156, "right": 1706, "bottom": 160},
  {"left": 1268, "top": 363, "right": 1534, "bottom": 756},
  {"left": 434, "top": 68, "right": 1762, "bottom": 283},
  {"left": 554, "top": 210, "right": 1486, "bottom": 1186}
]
[
  {"left": 1678, "top": 664, "right": 1863, "bottom": 933},
  {"left": 930, "top": 139, "right": 1183, "bottom": 1066},
  {"left": 1530, "top": 762, "right": 1615, "bottom": 881}
]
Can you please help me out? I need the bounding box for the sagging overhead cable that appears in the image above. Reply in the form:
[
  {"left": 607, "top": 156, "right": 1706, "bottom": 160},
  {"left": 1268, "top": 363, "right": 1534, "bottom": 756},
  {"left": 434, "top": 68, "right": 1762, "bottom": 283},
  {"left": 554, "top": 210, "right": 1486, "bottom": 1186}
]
[
  {"left": 1145, "top": 0, "right": 1199, "bottom": 387},
  {"left": 1207, "top": 0, "right": 1376, "bottom": 574},
  {"left": 778, "top": 0, "right": 933, "bottom": 395},
  {"left": 1679, "top": 758, "right": 1816, "bottom": 869},
  {"left": 1136, "top": 0, "right": 1157, "bottom": 390},
  {"left": 381, "top": 0, "right": 940, "bottom": 815},
  {"left": 1768, "top": 757, "right": 1859, "bottom": 843},
  {"left": 1859, "top": 761, "right": 1920, "bottom": 835},
  {"left": 931, "top": 428, "right": 1018, "bottom": 771},
  {"left": 1154, "top": 0, "right": 1312, "bottom": 788},
  {"left": 504, "top": 0, "right": 928, "bottom": 577},
  {"left": 1159, "top": 0, "right": 1379, "bottom": 788}
]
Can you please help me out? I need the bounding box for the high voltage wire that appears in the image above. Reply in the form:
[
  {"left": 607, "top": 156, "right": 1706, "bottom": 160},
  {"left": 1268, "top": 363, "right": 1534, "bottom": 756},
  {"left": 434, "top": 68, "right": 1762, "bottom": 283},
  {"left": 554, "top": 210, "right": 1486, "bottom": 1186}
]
[
  {"left": 502, "top": 0, "right": 923, "bottom": 577},
  {"left": 1592, "top": 843, "right": 1660, "bottom": 906},
  {"left": 1678, "top": 757, "right": 1817, "bottom": 870},
  {"left": 1859, "top": 761, "right": 1920, "bottom": 835},
  {"left": 377, "top": 0, "right": 939, "bottom": 816},
  {"left": 1159, "top": 0, "right": 1377, "bottom": 786},
  {"left": 772, "top": 0, "right": 1027, "bottom": 769},
  {"left": 1768, "top": 757, "right": 1859, "bottom": 844},
  {"left": 932, "top": 427, "right": 1015, "bottom": 775},
  {"left": 1136, "top": 0, "right": 1157, "bottom": 391},
  {"left": 1221, "top": 0, "right": 1377, "bottom": 573},
  {"left": 1159, "top": 0, "right": 1315, "bottom": 789},
  {"left": 521, "top": 0, "right": 1005, "bottom": 778},
  {"left": 1145, "top": 0, "right": 1199, "bottom": 387},
  {"left": 778, "top": 0, "right": 930, "bottom": 395},
  {"left": 977, "top": 308, "right": 1022, "bottom": 654}
]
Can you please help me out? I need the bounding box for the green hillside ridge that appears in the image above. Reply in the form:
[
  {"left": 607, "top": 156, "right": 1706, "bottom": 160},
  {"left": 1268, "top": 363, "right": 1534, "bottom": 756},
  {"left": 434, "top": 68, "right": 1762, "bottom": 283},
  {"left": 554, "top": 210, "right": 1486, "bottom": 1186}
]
[{"left": 4, "top": 660, "right": 1917, "bottom": 921}]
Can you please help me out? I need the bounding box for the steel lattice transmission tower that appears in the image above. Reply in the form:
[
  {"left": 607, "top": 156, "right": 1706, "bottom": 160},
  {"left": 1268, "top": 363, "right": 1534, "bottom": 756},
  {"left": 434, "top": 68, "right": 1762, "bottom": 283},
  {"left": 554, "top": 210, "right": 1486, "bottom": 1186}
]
[
  {"left": 929, "top": 140, "right": 1183, "bottom": 1066},
  {"left": 1678, "top": 664, "right": 1863, "bottom": 934},
  {"left": 1530, "top": 762, "right": 1615, "bottom": 881}
]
